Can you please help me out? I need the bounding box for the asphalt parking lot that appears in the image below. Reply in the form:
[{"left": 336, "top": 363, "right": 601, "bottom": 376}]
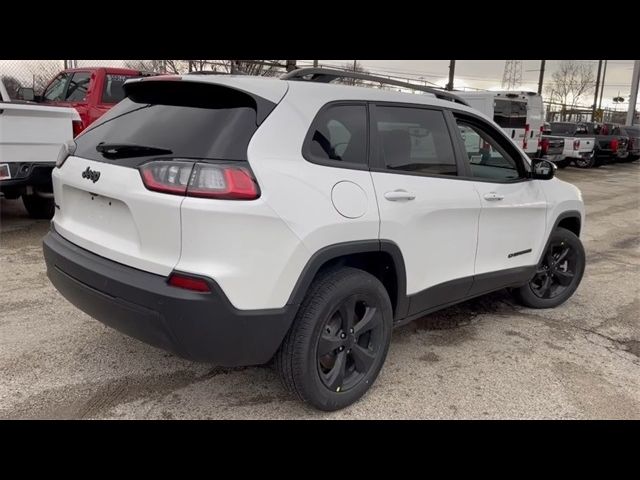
[{"left": 0, "top": 162, "right": 638, "bottom": 419}]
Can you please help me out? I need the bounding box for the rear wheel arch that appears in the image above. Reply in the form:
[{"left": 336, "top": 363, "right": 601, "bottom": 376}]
[{"left": 287, "top": 240, "right": 408, "bottom": 321}]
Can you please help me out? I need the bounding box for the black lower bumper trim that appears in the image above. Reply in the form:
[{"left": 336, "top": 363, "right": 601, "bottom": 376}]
[
  {"left": 0, "top": 162, "right": 55, "bottom": 193},
  {"left": 43, "top": 229, "right": 296, "bottom": 366}
]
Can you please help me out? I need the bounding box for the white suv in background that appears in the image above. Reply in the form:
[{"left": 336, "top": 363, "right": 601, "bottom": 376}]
[{"left": 43, "top": 69, "right": 586, "bottom": 411}]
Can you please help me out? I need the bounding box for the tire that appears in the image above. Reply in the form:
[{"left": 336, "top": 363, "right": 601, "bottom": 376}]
[
  {"left": 275, "top": 267, "right": 393, "bottom": 411},
  {"left": 22, "top": 194, "right": 54, "bottom": 219},
  {"left": 574, "top": 152, "right": 595, "bottom": 168},
  {"left": 513, "top": 227, "right": 585, "bottom": 309}
]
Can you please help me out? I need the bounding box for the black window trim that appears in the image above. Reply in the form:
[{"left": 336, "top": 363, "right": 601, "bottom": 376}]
[
  {"left": 301, "top": 100, "right": 370, "bottom": 172},
  {"left": 368, "top": 101, "right": 467, "bottom": 180},
  {"left": 449, "top": 110, "right": 532, "bottom": 184}
]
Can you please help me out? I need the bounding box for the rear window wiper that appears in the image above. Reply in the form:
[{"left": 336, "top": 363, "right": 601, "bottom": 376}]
[{"left": 96, "top": 142, "right": 173, "bottom": 158}]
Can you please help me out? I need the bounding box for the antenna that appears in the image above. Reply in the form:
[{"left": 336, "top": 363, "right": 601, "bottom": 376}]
[{"left": 502, "top": 60, "right": 523, "bottom": 90}]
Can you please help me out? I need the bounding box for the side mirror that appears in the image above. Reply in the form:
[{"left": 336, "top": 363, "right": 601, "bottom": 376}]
[
  {"left": 531, "top": 159, "right": 556, "bottom": 180},
  {"left": 17, "top": 87, "right": 34, "bottom": 101}
]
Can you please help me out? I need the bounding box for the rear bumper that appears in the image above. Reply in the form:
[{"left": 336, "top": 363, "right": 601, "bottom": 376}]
[
  {"left": 43, "top": 228, "right": 296, "bottom": 366},
  {"left": 0, "top": 162, "right": 54, "bottom": 193}
]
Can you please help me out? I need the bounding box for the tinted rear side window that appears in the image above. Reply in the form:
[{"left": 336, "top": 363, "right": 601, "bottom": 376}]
[
  {"left": 375, "top": 106, "right": 456, "bottom": 176},
  {"left": 305, "top": 104, "right": 368, "bottom": 167},
  {"left": 74, "top": 81, "right": 275, "bottom": 167}
]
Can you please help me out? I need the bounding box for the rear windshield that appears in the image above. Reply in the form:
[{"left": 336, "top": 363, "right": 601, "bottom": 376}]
[
  {"left": 493, "top": 99, "right": 527, "bottom": 129},
  {"left": 550, "top": 123, "right": 578, "bottom": 135},
  {"left": 74, "top": 81, "right": 275, "bottom": 167},
  {"left": 102, "top": 74, "right": 139, "bottom": 103}
]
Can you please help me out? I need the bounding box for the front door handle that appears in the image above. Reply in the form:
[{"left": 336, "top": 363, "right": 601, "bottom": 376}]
[
  {"left": 384, "top": 190, "right": 416, "bottom": 201},
  {"left": 483, "top": 192, "right": 504, "bottom": 201}
]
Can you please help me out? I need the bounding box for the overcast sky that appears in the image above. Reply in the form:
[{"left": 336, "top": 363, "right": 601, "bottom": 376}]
[
  {"left": 317, "top": 60, "right": 637, "bottom": 109},
  {"left": 1, "top": 59, "right": 637, "bottom": 110}
]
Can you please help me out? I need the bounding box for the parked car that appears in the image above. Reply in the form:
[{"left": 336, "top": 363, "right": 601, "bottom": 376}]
[
  {"left": 0, "top": 78, "right": 80, "bottom": 218},
  {"left": 547, "top": 122, "right": 596, "bottom": 168},
  {"left": 43, "top": 69, "right": 586, "bottom": 411},
  {"left": 619, "top": 125, "right": 640, "bottom": 161},
  {"left": 38, "top": 67, "right": 157, "bottom": 135},
  {"left": 581, "top": 122, "right": 629, "bottom": 166},
  {"left": 456, "top": 90, "right": 544, "bottom": 158},
  {"left": 539, "top": 123, "right": 567, "bottom": 168}
]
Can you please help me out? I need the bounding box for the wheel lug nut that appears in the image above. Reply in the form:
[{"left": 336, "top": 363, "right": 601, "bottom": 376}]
[
  {"left": 339, "top": 346, "right": 344, "bottom": 351},
  {"left": 340, "top": 333, "right": 346, "bottom": 339},
  {"left": 349, "top": 328, "right": 354, "bottom": 334}
]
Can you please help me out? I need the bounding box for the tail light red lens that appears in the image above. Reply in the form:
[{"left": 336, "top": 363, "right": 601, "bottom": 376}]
[
  {"left": 610, "top": 139, "right": 618, "bottom": 152},
  {"left": 139, "top": 160, "right": 260, "bottom": 200},
  {"left": 573, "top": 139, "right": 580, "bottom": 150},
  {"left": 540, "top": 138, "right": 549, "bottom": 155},
  {"left": 168, "top": 273, "right": 211, "bottom": 292},
  {"left": 72, "top": 120, "right": 85, "bottom": 138}
]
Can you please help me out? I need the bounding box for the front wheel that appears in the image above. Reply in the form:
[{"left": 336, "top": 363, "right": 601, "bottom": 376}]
[
  {"left": 513, "top": 227, "right": 585, "bottom": 309},
  {"left": 574, "top": 152, "right": 595, "bottom": 168},
  {"left": 275, "top": 267, "right": 393, "bottom": 411}
]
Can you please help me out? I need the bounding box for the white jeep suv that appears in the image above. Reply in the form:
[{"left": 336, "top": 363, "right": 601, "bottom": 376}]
[{"left": 43, "top": 69, "right": 586, "bottom": 411}]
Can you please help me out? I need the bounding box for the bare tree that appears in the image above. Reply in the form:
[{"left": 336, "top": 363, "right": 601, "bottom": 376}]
[
  {"left": 1, "top": 75, "right": 23, "bottom": 98},
  {"left": 333, "top": 61, "right": 368, "bottom": 86},
  {"left": 546, "top": 61, "right": 596, "bottom": 120}
]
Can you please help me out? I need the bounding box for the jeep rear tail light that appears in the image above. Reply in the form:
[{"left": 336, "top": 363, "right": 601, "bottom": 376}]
[
  {"left": 540, "top": 138, "right": 549, "bottom": 155},
  {"left": 72, "top": 120, "right": 85, "bottom": 138},
  {"left": 610, "top": 138, "right": 618, "bottom": 152},
  {"left": 139, "top": 160, "right": 260, "bottom": 200},
  {"left": 573, "top": 139, "right": 580, "bottom": 150}
]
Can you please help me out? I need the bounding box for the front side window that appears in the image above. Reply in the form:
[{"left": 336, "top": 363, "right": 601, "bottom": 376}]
[
  {"left": 455, "top": 119, "right": 523, "bottom": 181},
  {"left": 66, "top": 72, "right": 91, "bottom": 102},
  {"left": 43, "top": 73, "right": 70, "bottom": 101},
  {"left": 375, "top": 106, "right": 457, "bottom": 176},
  {"left": 306, "top": 104, "right": 367, "bottom": 166}
]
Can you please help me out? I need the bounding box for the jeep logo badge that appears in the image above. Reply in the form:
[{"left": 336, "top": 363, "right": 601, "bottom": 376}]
[{"left": 82, "top": 166, "right": 101, "bottom": 183}]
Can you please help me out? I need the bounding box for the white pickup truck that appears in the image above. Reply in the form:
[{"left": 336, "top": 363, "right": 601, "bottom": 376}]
[
  {"left": 1, "top": 79, "right": 80, "bottom": 218},
  {"left": 545, "top": 122, "right": 596, "bottom": 168}
]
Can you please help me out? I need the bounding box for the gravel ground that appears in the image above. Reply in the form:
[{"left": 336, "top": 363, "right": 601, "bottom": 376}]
[{"left": 0, "top": 162, "right": 638, "bottom": 419}]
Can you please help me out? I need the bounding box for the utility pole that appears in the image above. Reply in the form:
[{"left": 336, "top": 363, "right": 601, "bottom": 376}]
[
  {"left": 598, "top": 60, "right": 608, "bottom": 109},
  {"left": 537, "top": 60, "right": 546, "bottom": 94},
  {"left": 593, "top": 60, "right": 603, "bottom": 120},
  {"left": 627, "top": 59, "right": 640, "bottom": 125},
  {"left": 446, "top": 60, "right": 456, "bottom": 91},
  {"left": 353, "top": 60, "right": 357, "bottom": 72},
  {"left": 313, "top": 60, "right": 318, "bottom": 68}
]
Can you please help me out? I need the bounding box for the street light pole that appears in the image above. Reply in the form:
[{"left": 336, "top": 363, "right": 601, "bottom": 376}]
[
  {"left": 446, "top": 60, "right": 456, "bottom": 91},
  {"left": 537, "top": 60, "right": 546, "bottom": 94},
  {"left": 592, "top": 60, "right": 603, "bottom": 120},
  {"left": 626, "top": 59, "right": 640, "bottom": 126}
]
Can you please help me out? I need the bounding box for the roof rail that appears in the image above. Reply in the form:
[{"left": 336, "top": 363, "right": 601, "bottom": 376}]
[{"left": 281, "top": 67, "right": 469, "bottom": 106}]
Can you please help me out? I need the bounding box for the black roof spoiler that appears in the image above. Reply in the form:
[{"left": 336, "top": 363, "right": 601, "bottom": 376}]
[{"left": 281, "top": 67, "right": 470, "bottom": 106}]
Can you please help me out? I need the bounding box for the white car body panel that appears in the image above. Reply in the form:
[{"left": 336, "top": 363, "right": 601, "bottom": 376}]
[
  {"left": 51, "top": 74, "right": 584, "bottom": 312},
  {"left": 0, "top": 83, "right": 80, "bottom": 165}
]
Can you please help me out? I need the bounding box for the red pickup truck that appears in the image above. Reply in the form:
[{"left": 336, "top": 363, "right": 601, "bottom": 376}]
[{"left": 39, "top": 67, "right": 155, "bottom": 135}]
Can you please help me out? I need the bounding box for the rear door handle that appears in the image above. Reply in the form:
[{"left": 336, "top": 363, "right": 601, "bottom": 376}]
[
  {"left": 483, "top": 192, "right": 504, "bottom": 201},
  {"left": 384, "top": 190, "right": 416, "bottom": 201}
]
